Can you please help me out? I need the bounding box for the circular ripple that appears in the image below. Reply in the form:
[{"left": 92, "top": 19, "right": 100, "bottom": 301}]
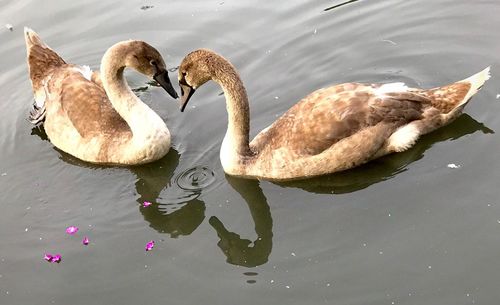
[{"left": 175, "top": 166, "right": 216, "bottom": 192}]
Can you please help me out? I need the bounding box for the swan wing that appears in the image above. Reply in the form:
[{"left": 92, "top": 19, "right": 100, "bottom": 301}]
[
  {"left": 53, "top": 71, "right": 131, "bottom": 138},
  {"left": 251, "top": 83, "right": 431, "bottom": 156}
]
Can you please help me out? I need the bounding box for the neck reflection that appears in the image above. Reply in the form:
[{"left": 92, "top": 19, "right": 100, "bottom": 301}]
[
  {"left": 133, "top": 149, "right": 207, "bottom": 238},
  {"left": 209, "top": 176, "right": 273, "bottom": 267}
]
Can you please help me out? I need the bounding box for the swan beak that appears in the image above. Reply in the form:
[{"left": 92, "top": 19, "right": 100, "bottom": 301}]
[
  {"left": 180, "top": 83, "right": 196, "bottom": 112},
  {"left": 154, "top": 70, "right": 179, "bottom": 99}
]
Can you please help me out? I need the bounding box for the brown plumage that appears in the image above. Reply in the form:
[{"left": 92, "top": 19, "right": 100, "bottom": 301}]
[
  {"left": 24, "top": 28, "right": 178, "bottom": 165},
  {"left": 178, "top": 49, "right": 490, "bottom": 181}
]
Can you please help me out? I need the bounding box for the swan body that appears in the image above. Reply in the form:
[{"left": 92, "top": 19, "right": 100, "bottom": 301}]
[
  {"left": 25, "top": 28, "right": 178, "bottom": 165},
  {"left": 178, "top": 49, "right": 490, "bottom": 181}
]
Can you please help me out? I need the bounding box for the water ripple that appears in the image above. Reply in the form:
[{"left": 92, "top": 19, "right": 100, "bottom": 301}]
[{"left": 175, "top": 166, "right": 216, "bottom": 192}]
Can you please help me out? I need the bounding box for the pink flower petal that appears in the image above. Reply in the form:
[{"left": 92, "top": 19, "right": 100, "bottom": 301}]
[
  {"left": 51, "top": 254, "right": 62, "bottom": 263},
  {"left": 44, "top": 253, "right": 53, "bottom": 262},
  {"left": 82, "top": 236, "right": 89, "bottom": 245},
  {"left": 66, "top": 226, "right": 79, "bottom": 235},
  {"left": 142, "top": 201, "right": 152, "bottom": 207},
  {"left": 44, "top": 253, "right": 61, "bottom": 263},
  {"left": 145, "top": 240, "right": 155, "bottom": 251}
]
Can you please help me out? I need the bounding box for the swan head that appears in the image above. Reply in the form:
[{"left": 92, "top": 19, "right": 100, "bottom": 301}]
[
  {"left": 178, "top": 49, "right": 227, "bottom": 111},
  {"left": 123, "top": 41, "right": 178, "bottom": 99}
]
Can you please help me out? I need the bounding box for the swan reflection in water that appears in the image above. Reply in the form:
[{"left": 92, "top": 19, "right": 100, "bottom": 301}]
[
  {"left": 132, "top": 152, "right": 274, "bottom": 267},
  {"left": 132, "top": 150, "right": 206, "bottom": 238},
  {"left": 130, "top": 113, "right": 492, "bottom": 267},
  {"left": 209, "top": 176, "right": 273, "bottom": 267},
  {"left": 31, "top": 112, "right": 493, "bottom": 267}
]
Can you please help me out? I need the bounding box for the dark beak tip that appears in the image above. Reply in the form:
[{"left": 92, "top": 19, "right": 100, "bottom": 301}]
[
  {"left": 154, "top": 70, "right": 178, "bottom": 99},
  {"left": 180, "top": 102, "right": 187, "bottom": 112}
]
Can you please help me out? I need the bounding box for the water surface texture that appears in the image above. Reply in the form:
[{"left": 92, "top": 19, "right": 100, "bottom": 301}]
[{"left": 1, "top": 0, "right": 500, "bottom": 304}]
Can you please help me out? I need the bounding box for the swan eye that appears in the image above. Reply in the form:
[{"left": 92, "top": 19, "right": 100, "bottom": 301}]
[{"left": 150, "top": 60, "right": 157, "bottom": 66}]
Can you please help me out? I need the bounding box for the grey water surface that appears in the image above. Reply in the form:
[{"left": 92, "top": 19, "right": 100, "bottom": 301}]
[{"left": 1, "top": 0, "right": 500, "bottom": 304}]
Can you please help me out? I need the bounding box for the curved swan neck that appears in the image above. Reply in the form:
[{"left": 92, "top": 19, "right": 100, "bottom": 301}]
[
  {"left": 100, "top": 42, "right": 139, "bottom": 121},
  {"left": 100, "top": 42, "right": 166, "bottom": 140},
  {"left": 212, "top": 58, "right": 251, "bottom": 156}
]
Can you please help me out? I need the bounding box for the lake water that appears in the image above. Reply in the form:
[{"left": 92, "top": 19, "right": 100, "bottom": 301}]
[{"left": 1, "top": 0, "right": 500, "bottom": 304}]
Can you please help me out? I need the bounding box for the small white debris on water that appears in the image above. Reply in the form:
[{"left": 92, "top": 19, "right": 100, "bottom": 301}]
[
  {"left": 313, "top": 29, "right": 317, "bottom": 34},
  {"left": 382, "top": 39, "right": 397, "bottom": 45},
  {"left": 379, "top": 251, "right": 383, "bottom": 255},
  {"left": 25, "top": 228, "right": 28, "bottom": 232},
  {"left": 270, "top": 280, "right": 274, "bottom": 283},
  {"left": 326, "top": 283, "right": 331, "bottom": 287},
  {"left": 496, "top": 94, "right": 500, "bottom": 99},
  {"left": 274, "top": 96, "right": 279, "bottom": 100},
  {"left": 428, "top": 265, "right": 432, "bottom": 269},
  {"left": 285, "top": 285, "right": 290, "bottom": 289},
  {"left": 291, "top": 252, "right": 296, "bottom": 257},
  {"left": 5, "top": 24, "right": 13, "bottom": 31},
  {"left": 447, "top": 163, "right": 461, "bottom": 169},
  {"left": 1, "top": 173, "right": 6, "bottom": 176}
]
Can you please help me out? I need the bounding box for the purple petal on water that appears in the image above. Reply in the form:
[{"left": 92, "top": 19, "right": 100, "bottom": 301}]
[
  {"left": 51, "top": 254, "right": 62, "bottom": 263},
  {"left": 44, "top": 253, "right": 53, "bottom": 262},
  {"left": 66, "top": 226, "right": 79, "bottom": 235},
  {"left": 143, "top": 201, "right": 152, "bottom": 207},
  {"left": 82, "top": 236, "right": 89, "bottom": 245},
  {"left": 145, "top": 240, "right": 155, "bottom": 251}
]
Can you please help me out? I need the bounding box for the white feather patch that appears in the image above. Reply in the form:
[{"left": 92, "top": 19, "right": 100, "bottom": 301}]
[
  {"left": 387, "top": 123, "right": 420, "bottom": 152},
  {"left": 34, "top": 77, "right": 51, "bottom": 108},
  {"left": 34, "top": 91, "right": 46, "bottom": 108},
  {"left": 79, "top": 65, "right": 93, "bottom": 81},
  {"left": 375, "top": 82, "right": 409, "bottom": 96}
]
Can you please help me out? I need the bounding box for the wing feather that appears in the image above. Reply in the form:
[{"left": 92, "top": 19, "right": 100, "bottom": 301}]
[
  {"left": 250, "top": 83, "right": 432, "bottom": 156},
  {"left": 53, "top": 72, "right": 131, "bottom": 138}
]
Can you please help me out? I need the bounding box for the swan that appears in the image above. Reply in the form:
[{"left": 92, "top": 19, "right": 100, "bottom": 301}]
[
  {"left": 177, "top": 49, "right": 490, "bottom": 181},
  {"left": 25, "top": 28, "right": 178, "bottom": 165}
]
